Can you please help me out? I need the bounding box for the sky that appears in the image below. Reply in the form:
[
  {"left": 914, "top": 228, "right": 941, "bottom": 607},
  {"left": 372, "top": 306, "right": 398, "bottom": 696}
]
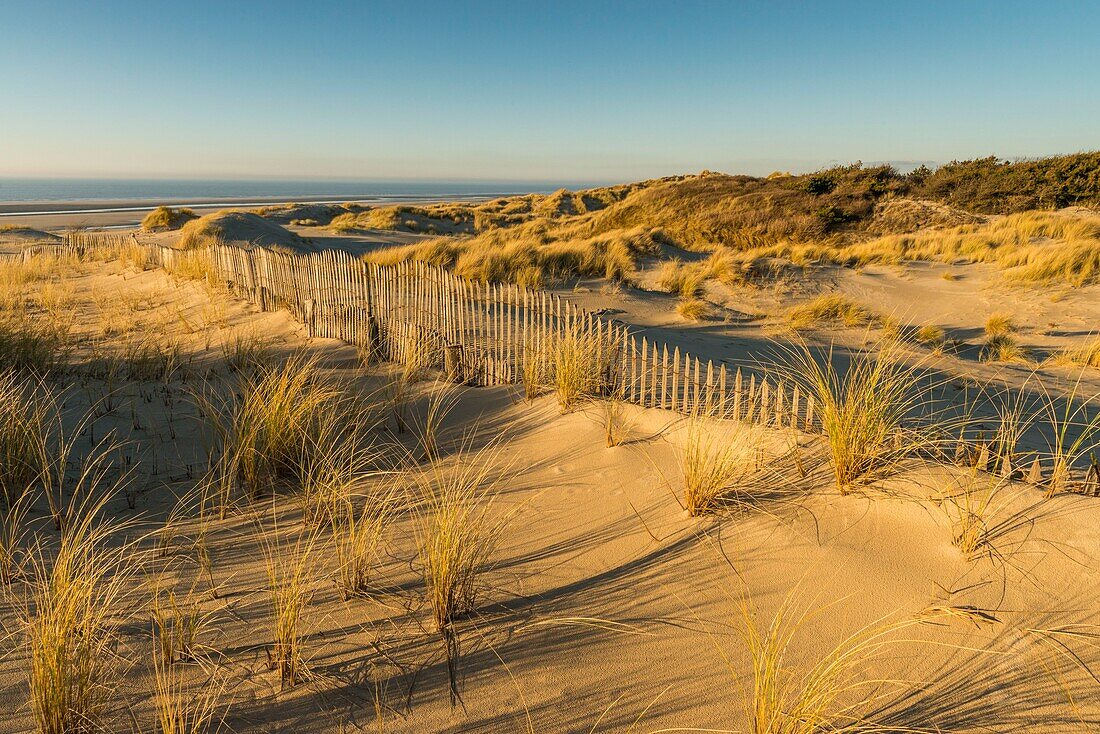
[{"left": 1, "top": 0, "right": 1098, "bottom": 183}]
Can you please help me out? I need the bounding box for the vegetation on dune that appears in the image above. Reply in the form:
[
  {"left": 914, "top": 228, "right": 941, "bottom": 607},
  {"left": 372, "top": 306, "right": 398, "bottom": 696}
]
[
  {"left": 349, "top": 154, "right": 1100, "bottom": 291},
  {"left": 141, "top": 206, "right": 198, "bottom": 232}
]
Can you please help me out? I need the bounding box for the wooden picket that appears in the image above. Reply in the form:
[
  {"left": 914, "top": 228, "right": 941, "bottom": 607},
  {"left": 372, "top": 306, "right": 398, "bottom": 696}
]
[{"left": 41, "top": 233, "right": 820, "bottom": 432}]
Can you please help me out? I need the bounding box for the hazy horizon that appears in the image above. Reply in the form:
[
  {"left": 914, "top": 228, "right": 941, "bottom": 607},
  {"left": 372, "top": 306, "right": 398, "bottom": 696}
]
[{"left": 2, "top": 1, "right": 1097, "bottom": 181}]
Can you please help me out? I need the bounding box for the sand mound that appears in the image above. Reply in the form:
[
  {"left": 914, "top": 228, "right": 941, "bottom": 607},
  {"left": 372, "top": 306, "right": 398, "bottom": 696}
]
[
  {"left": 870, "top": 197, "right": 985, "bottom": 233},
  {"left": 0, "top": 225, "right": 62, "bottom": 243},
  {"left": 141, "top": 205, "right": 198, "bottom": 232},
  {"left": 178, "top": 210, "right": 312, "bottom": 252}
]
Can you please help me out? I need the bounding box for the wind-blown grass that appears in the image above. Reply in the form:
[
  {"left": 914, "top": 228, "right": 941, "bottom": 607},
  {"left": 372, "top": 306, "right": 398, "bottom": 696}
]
[
  {"left": 777, "top": 338, "right": 933, "bottom": 494},
  {"left": 25, "top": 493, "right": 140, "bottom": 734},
  {"left": 680, "top": 419, "right": 765, "bottom": 515}
]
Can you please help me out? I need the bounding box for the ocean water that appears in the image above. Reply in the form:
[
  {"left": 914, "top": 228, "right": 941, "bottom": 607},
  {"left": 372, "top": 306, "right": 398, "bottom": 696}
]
[{"left": 0, "top": 177, "right": 588, "bottom": 205}]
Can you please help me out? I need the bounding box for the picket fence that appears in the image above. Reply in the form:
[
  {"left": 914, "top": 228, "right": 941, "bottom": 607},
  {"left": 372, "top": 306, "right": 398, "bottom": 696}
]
[{"left": 45, "top": 232, "right": 817, "bottom": 430}]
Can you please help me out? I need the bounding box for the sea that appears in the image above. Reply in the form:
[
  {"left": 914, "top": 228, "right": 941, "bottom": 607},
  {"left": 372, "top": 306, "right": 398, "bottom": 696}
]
[{"left": 0, "top": 177, "right": 596, "bottom": 209}]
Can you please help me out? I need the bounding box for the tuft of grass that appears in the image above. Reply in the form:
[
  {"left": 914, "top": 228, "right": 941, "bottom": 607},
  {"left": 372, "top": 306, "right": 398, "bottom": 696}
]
[
  {"left": 333, "top": 484, "right": 398, "bottom": 600},
  {"left": 551, "top": 323, "right": 613, "bottom": 412},
  {"left": 415, "top": 382, "right": 459, "bottom": 461},
  {"left": 915, "top": 323, "right": 945, "bottom": 347},
  {"left": 681, "top": 418, "right": 765, "bottom": 515},
  {"left": 676, "top": 297, "right": 711, "bottom": 321},
  {"left": 778, "top": 337, "right": 931, "bottom": 494},
  {"left": 196, "top": 354, "right": 344, "bottom": 513},
  {"left": 412, "top": 441, "right": 515, "bottom": 703},
  {"left": 658, "top": 260, "right": 707, "bottom": 299},
  {"left": 980, "top": 333, "right": 1028, "bottom": 363},
  {"left": 1034, "top": 374, "right": 1100, "bottom": 496},
  {"left": 984, "top": 313, "right": 1015, "bottom": 337},
  {"left": 736, "top": 591, "right": 916, "bottom": 734},
  {"left": 0, "top": 370, "right": 52, "bottom": 507},
  {"left": 1050, "top": 339, "right": 1100, "bottom": 369},
  {"left": 151, "top": 638, "right": 225, "bottom": 734},
  {"left": 141, "top": 206, "right": 197, "bottom": 232},
  {"left": 258, "top": 513, "right": 319, "bottom": 689},
  {"left": 787, "top": 294, "right": 878, "bottom": 329},
  {"left": 25, "top": 493, "right": 139, "bottom": 734}
]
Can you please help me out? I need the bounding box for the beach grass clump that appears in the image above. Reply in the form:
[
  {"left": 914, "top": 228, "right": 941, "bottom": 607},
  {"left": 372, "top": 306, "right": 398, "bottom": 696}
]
[
  {"left": 151, "top": 638, "right": 225, "bottom": 734},
  {"left": 197, "top": 354, "right": 345, "bottom": 511},
  {"left": 787, "top": 294, "right": 878, "bottom": 329},
  {"left": 681, "top": 419, "right": 765, "bottom": 515},
  {"left": 25, "top": 495, "right": 139, "bottom": 734},
  {"left": 551, "top": 323, "right": 614, "bottom": 411},
  {"left": 0, "top": 370, "right": 52, "bottom": 508},
  {"left": 1051, "top": 339, "right": 1100, "bottom": 369},
  {"left": 296, "top": 405, "right": 382, "bottom": 526},
  {"left": 334, "top": 484, "right": 399, "bottom": 599},
  {"left": 779, "top": 338, "right": 929, "bottom": 494},
  {"left": 141, "top": 206, "right": 198, "bottom": 232},
  {"left": 1035, "top": 376, "right": 1100, "bottom": 496},
  {"left": 658, "top": 260, "right": 707, "bottom": 299},
  {"left": 676, "top": 297, "right": 711, "bottom": 321},
  {"left": 980, "top": 333, "right": 1028, "bottom": 363},
  {"left": 737, "top": 592, "right": 913, "bottom": 734},
  {"left": 414, "top": 445, "right": 511, "bottom": 631},
  {"left": 258, "top": 515, "right": 319, "bottom": 689},
  {"left": 984, "top": 313, "right": 1015, "bottom": 337},
  {"left": 915, "top": 323, "right": 945, "bottom": 347}
]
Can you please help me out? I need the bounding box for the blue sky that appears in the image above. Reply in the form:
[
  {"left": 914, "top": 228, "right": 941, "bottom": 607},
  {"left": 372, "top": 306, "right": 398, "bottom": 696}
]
[{"left": 1, "top": 0, "right": 1097, "bottom": 182}]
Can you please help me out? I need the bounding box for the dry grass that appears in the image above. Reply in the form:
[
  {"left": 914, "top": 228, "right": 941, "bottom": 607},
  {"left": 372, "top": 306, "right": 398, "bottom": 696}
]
[
  {"left": 25, "top": 493, "right": 139, "bottom": 734},
  {"left": 680, "top": 419, "right": 765, "bottom": 515},
  {"left": 787, "top": 294, "right": 878, "bottom": 329},
  {"left": 196, "top": 354, "right": 345, "bottom": 513},
  {"left": 778, "top": 338, "right": 931, "bottom": 494},
  {"left": 151, "top": 639, "right": 225, "bottom": 734},
  {"left": 0, "top": 370, "right": 52, "bottom": 507},
  {"left": 258, "top": 513, "right": 319, "bottom": 689},
  {"left": 1051, "top": 339, "right": 1100, "bottom": 369},
  {"left": 984, "top": 313, "right": 1015, "bottom": 337},
  {"left": 735, "top": 591, "right": 916, "bottom": 734},
  {"left": 551, "top": 323, "right": 614, "bottom": 411},
  {"left": 980, "top": 333, "right": 1028, "bottom": 363},
  {"left": 915, "top": 324, "right": 946, "bottom": 347},
  {"left": 333, "top": 483, "right": 399, "bottom": 599},
  {"left": 1034, "top": 375, "right": 1100, "bottom": 496},
  {"left": 658, "top": 260, "right": 707, "bottom": 299},
  {"left": 676, "top": 297, "right": 711, "bottom": 321},
  {"left": 415, "top": 382, "right": 459, "bottom": 461},
  {"left": 142, "top": 206, "right": 197, "bottom": 232}
]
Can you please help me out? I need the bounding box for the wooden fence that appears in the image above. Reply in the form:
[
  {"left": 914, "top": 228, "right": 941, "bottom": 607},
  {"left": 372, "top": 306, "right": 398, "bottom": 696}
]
[{"left": 43, "top": 233, "right": 816, "bottom": 430}]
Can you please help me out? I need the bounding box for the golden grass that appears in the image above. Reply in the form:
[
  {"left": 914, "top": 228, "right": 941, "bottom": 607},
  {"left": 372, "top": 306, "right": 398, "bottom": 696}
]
[
  {"left": 258, "top": 513, "right": 319, "bottom": 689},
  {"left": 980, "top": 333, "right": 1028, "bottom": 363},
  {"left": 0, "top": 371, "right": 51, "bottom": 507},
  {"left": 681, "top": 419, "right": 765, "bottom": 515},
  {"left": 141, "top": 206, "right": 197, "bottom": 232},
  {"left": 676, "top": 297, "right": 711, "bottom": 321},
  {"left": 551, "top": 323, "right": 614, "bottom": 411},
  {"left": 25, "top": 493, "right": 139, "bottom": 734},
  {"left": 984, "top": 313, "right": 1015, "bottom": 337},
  {"left": 334, "top": 483, "right": 398, "bottom": 600},
  {"left": 736, "top": 591, "right": 916, "bottom": 734},
  {"left": 787, "top": 294, "right": 878, "bottom": 329},
  {"left": 196, "top": 354, "right": 345, "bottom": 513},
  {"left": 658, "top": 260, "right": 706, "bottom": 299},
  {"left": 415, "top": 382, "right": 458, "bottom": 461},
  {"left": 778, "top": 338, "right": 931, "bottom": 494},
  {"left": 1034, "top": 375, "right": 1100, "bottom": 496},
  {"left": 151, "top": 638, "right": 225, "bottom": 734},
  {"left": 915, "top": 323, "right": 945, "bottom": 346},
  {"left": 1051, "top": 339, "right": 1100, "bottom": 369}
]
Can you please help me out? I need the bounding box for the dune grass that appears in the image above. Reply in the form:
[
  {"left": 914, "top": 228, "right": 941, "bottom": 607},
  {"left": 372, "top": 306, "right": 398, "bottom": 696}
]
[
  {"left": 1051, "top": 339, "right": 1100, "bottom": 369},
  {"left": 141, "top": 206, "right": 197, "bottom": 232},
  {"left": 196, "top": 354, "right": 345, "bottom": 513},
  {"left": 258, "top": 513, "right": 319, "bottom": 690},
  {"left": 778, "top": 338, "right": 932, "bottom": 494},
  {"left": 984, "top": 313, "right": 1015, "bottom": 337},
  {"left": 980, "top": 333, "right": 1028, "bottom": 363},
  {"left": 551, "top": 323, "right": 615, "bottom": 411},
  {"left": 0, "top": 371, "right": 52, "bottom": 508},
  {"left": 151, "top": 637, "right": 225, "bottom": 734},
  {"left": 787, "top": 294, "right": 878, "bottom": 329},
  {"left": 25, "top": 493, "right": 139, "bottom": 734},
  {"left": 681, "top": 419, "right": 765, "bottom": 515},
  {"left": 735, "top": 591, "right": 916, "bottom": 734},
  {"left": 333, "top": 483, "right": 399, "bottom": 600},
  {"left": 676, "top": 297, "right": 711, "bottom": 321}
]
